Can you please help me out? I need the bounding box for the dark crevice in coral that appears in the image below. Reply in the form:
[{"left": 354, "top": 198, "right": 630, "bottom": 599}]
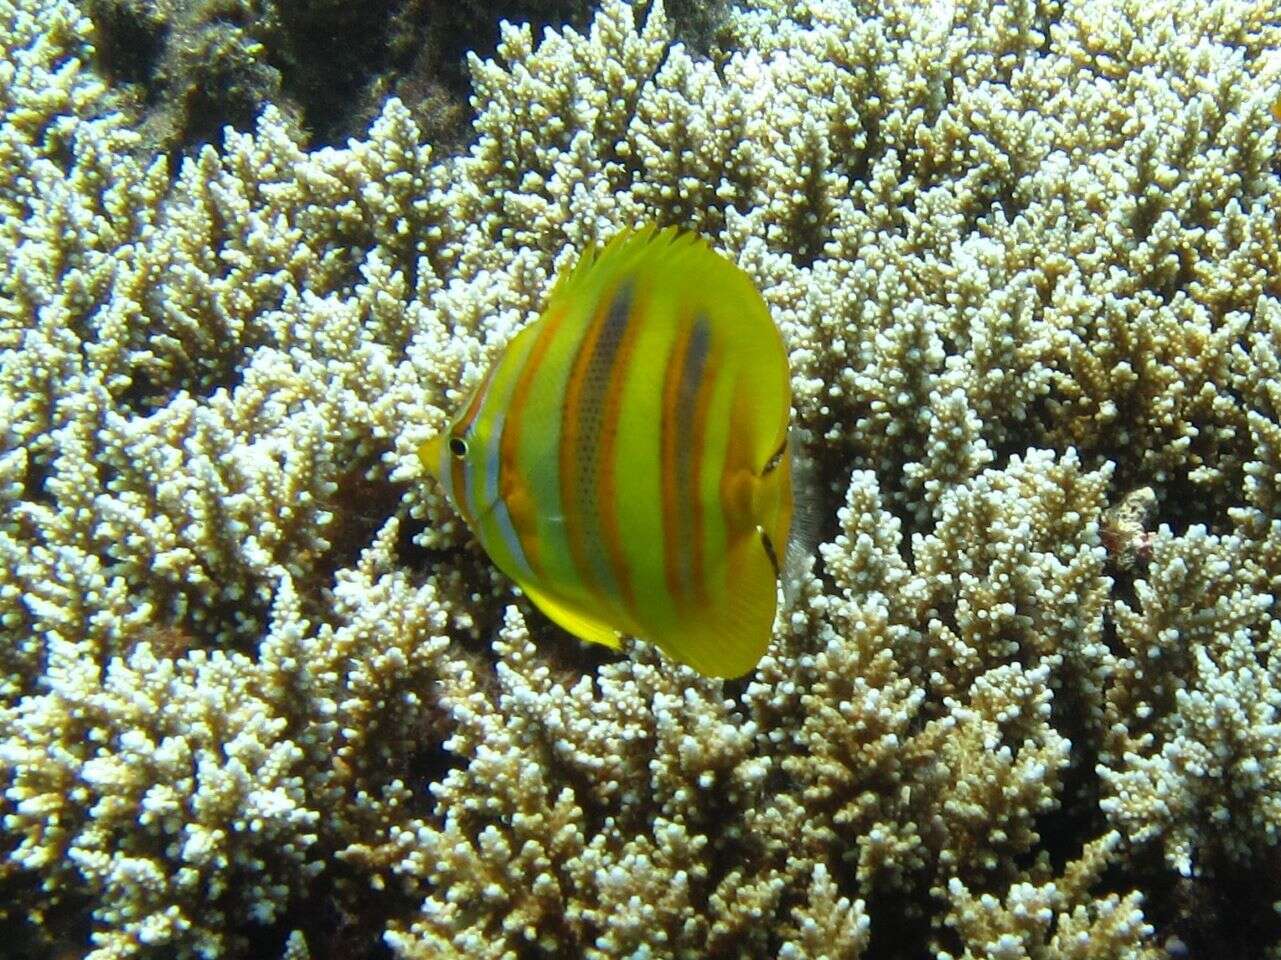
[
  {"left": 983, "top": 429, "right": 1041, "bottom": 482},
  {"left": 85, "top": 0, "right": 736, "bottom": 166},
  {"left": 172, "top": 28, "right": 282, "bottom": 153},
  {"left": 655, "top": 0, "right": 733, "bottom": 56},
  {"left": 114, "top": 347, "right": 251, "bottom": 415},
  {"left": 432, "top": 0, "right": 595, "bottom": 72},
  {"left": 860, "top": 882, "right": 935, "bottom": 960},
  {"left": 806, "top": 432, "right": 868, "bottom": 549},
  {"left": 687, "top": 787, "right": 756, "bottom": 899},
  {"left": 720, "top": 671, "right": 753, "bottom": 702},
  {"left": 19, "top": 446, "right": 54, "bottom": 508},
  {"left": 1103, "top": 565, "right": 1142, "bottom": 624},
  {"left": 389, "top": 515, "right": 462, "bottom": 584},
  {"left": 1155, "top": 468, "right": 1232, "bottom": 537},
  {"left": 178, "top": 582, "right": 273, "bottom": 657},
  {"left": 1107, "top": 842, "right": 1281, "bottom": 959},
  {"left": 84, "top": 0, "right": 168, "bottom": 84},
  {"left": 400, "top": 726, "right": 458, "bottom": 800},
  {"left": 345, "top": 690, "right": 460, "bottom": 828},
  {"left": 0, "top": 869, "right": 94, "bottom": 960},
  {"left": 1030, "top": 705, "right": 1106, "bottom": 874},
  {"left": 113, "top": 275, "right": 285, "bottom": 411},
  {"left": 113, "top": 367, "right": 175, "bottom": 416},
  {"left": 245, "top": 858, "right": 405, "bottom": 960},
  {"left": 309, "top": 452, "right": 406, "bottom": 589},
  {"left": 83, "top": 0, "right": 606, "bottom": 162},
  {"left": 267, "top": 0, "right": 409, "bottom": 147}
]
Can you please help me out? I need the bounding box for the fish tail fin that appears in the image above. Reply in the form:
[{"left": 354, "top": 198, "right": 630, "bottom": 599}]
[{"left": 779, "top": 428, "right": 819, "bottom": 604}]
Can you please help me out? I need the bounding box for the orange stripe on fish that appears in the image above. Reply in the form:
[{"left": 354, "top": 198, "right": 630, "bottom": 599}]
[
  {"left": 559, "top": 281, "right": 632, "bottom": 603},
  {"left": 660, "top": 318, "right": 694, "bottom": 608},
  {"left": 684, "top": 315, "right": 717, "bottom": 608},
  {"left": 596, "top": 288, "right": 645, "bottom": 617},
  {"left": 499, "top": 304, "right": 567, "bottom": 580}
]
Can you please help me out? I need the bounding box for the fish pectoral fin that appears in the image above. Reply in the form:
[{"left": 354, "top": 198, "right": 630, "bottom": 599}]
[
  {"left": 518, "top": 581, "right": 622, "bottom": 650},
  {"left": 658, "top": 530, "right": 779, "bottom": 679}
]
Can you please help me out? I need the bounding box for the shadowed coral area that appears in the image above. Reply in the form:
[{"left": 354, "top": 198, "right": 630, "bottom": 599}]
[
  {"left": 2, "top": 0, "right": 1280, "bottom": 958},
  {"left": 80, "top": 0, "right": 730, "bottom": 158}
]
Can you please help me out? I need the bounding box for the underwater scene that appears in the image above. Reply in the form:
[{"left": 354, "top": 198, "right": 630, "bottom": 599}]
[{"left": 2, "top": 0, "right": 1280, "bottom": 957}]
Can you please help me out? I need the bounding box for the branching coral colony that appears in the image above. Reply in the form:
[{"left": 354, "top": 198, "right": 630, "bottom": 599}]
[{"left": 2, "top": 0, "right": 1280, "bottom": 957}]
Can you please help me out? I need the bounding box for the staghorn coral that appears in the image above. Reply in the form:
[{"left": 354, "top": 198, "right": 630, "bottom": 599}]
[{"left": 2, "top": 0, "right": 1281, "bottom": 958}]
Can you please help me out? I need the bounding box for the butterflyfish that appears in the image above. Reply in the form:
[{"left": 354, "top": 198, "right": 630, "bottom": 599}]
[{"left": 419, "top": 226, "right": 793, "bottom": 679}]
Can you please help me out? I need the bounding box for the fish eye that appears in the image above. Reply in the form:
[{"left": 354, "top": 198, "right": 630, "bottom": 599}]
[{"left": 448, "top": 436, "right": 468, "bottom": 458}]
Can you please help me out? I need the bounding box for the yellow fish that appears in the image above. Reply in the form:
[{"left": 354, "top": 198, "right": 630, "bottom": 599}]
[{"left": 420, "top": 226, "right": 793, "bottom": 678}]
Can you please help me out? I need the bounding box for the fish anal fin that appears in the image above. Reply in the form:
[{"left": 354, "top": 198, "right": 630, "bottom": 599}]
[
  {"left": 519, "top": 580, "right": 622, "bottom": 650},
  {"left": 657, "top": 528, "right": 778, "bottom": 679}
]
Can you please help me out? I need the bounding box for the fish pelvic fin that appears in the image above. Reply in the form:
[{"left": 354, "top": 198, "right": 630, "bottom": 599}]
[{"left": 519, "top": 580, "right": 623, "bottom": 650}]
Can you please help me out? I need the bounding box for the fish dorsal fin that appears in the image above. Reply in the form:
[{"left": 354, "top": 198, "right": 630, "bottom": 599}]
[
  {"left": 547, "top": 225, "right": 686, "bottom": 307},
  {"left": 558, "top": 225, "right": 790, "bottom": 464}
]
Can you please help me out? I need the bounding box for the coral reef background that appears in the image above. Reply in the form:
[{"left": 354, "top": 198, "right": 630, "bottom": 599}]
[{"left": 2, "top": 0, "right": 1280, "bottom": 957}]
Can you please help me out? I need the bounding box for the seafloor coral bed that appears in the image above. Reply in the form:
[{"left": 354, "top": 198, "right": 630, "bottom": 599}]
[{"left": 2, "top": 0, "right": 1280, "bottom": 957}]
